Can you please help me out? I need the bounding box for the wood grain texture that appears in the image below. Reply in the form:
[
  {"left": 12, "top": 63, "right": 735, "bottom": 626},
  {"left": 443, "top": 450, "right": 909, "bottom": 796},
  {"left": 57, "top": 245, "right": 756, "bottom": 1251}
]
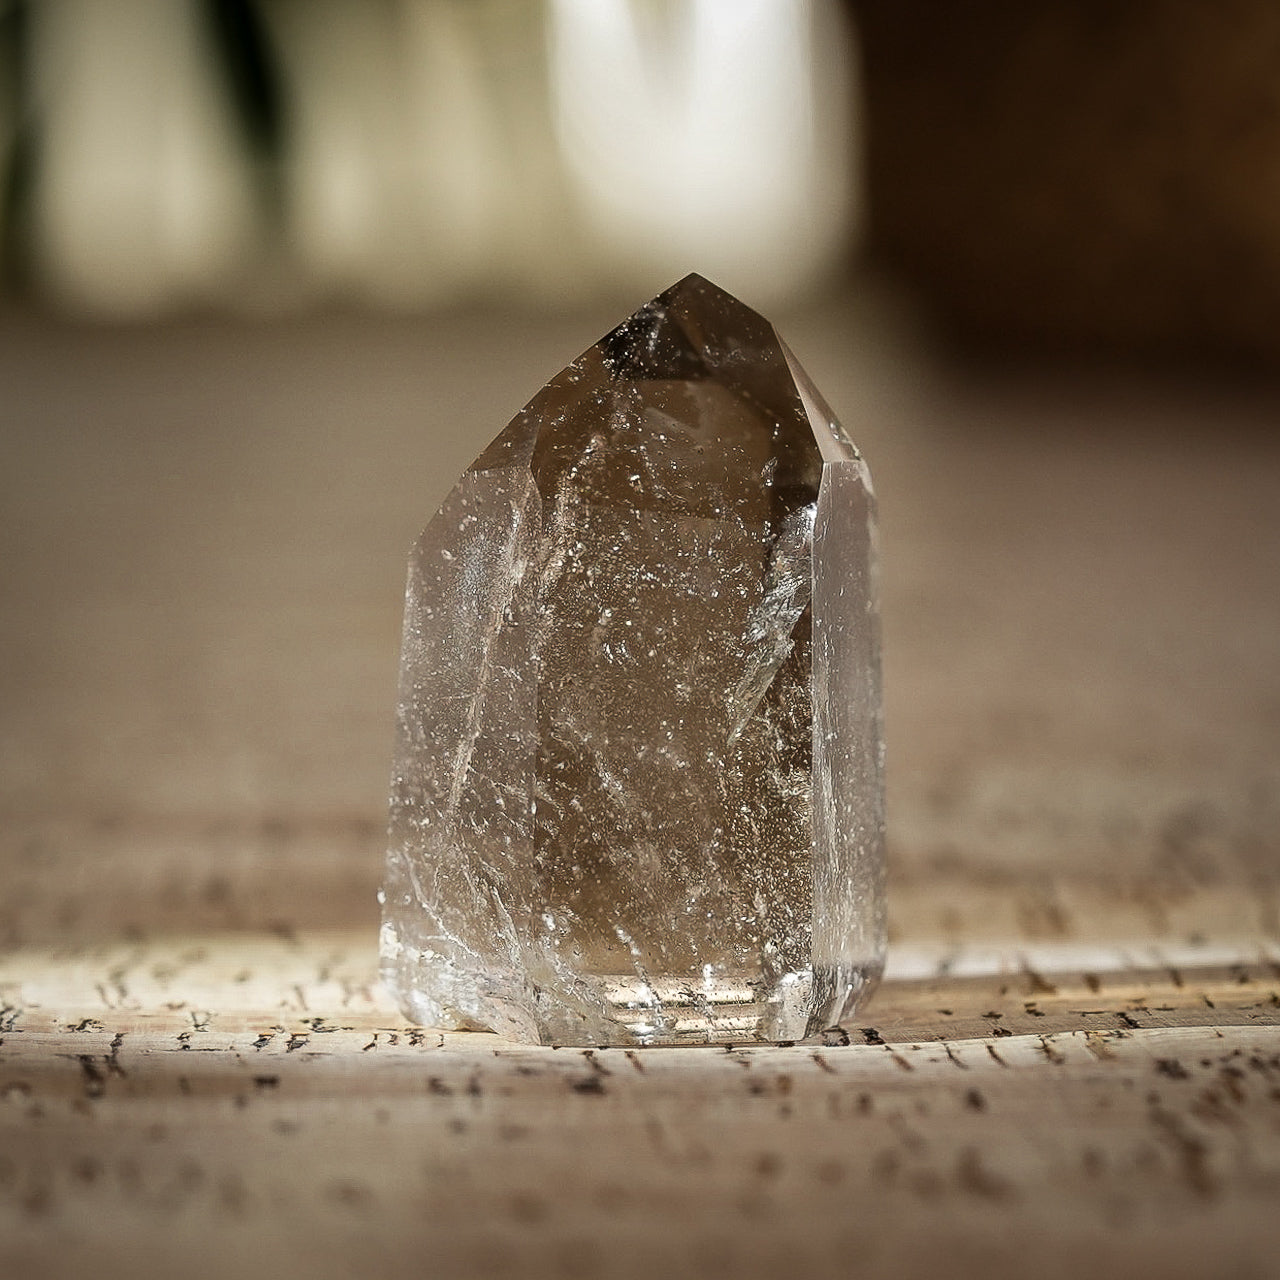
[
  {"left": 2, "top": 929, "right": 1279, "bottom": 1280},
  {"left": 1, "top": 296, "right": 1279, "bottom": 1277}
]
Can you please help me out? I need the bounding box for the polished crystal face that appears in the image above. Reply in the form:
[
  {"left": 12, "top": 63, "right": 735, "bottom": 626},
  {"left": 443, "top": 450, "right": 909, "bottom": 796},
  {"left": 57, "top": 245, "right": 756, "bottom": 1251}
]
[{"left": 382, "top": 274, "right": 883, "bottom": 1045}]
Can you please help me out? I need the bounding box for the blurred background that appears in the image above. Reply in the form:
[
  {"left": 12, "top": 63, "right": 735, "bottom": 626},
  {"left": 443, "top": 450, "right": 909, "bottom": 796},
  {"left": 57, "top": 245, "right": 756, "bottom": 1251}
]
[
  {"left": 5, "top": 0, "right": 1280, "bottom": 358},
  {"left": 1, "top": 0, "right": 1278, "bottom": 950},
  {"left": 0, "top": 0, "right": 855, "bottom": 314}
]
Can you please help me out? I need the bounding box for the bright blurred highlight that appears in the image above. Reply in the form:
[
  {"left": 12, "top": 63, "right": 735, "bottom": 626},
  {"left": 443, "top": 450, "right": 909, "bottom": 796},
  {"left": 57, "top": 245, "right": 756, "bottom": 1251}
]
[{"left": 9, "top": 0, "right": 858, "bottom": 316}]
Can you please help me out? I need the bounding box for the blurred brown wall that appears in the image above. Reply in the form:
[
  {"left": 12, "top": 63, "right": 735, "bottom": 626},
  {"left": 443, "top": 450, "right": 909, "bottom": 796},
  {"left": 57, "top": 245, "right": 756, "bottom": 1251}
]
[{"left": 853, "top": 1, "right": 1280, "bottom": 363}]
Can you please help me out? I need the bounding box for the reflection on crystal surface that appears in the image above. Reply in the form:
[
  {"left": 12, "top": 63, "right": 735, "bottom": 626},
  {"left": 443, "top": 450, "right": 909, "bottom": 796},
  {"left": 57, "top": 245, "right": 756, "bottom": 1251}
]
[{"left": 382, "top": 274, "right": 883, "bottom": 1045}]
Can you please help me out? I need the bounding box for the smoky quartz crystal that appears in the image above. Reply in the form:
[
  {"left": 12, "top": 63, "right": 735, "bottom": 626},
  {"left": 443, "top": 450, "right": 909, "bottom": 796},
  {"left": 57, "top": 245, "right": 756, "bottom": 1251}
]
[{"left": 382, "top": 274, "right": 884, "bottom": 1045}]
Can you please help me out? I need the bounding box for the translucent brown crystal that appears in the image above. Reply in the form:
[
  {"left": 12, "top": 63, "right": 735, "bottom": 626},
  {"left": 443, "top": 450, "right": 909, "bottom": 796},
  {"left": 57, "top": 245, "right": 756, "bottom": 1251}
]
[{"left": 382, "top": 274, "right": 883, "bottom": 1045}]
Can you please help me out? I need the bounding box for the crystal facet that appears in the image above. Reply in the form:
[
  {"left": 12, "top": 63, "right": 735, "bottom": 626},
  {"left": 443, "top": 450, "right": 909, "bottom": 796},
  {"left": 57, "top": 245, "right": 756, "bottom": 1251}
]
[{"left": 382, "top": 274, "right": 884, "bottom": 1046}]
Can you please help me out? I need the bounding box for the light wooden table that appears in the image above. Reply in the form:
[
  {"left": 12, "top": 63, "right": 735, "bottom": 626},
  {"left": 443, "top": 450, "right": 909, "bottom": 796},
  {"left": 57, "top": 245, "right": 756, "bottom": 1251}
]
[{"left": 2, "top": 292, "right": 1278, "bottom": 1278}]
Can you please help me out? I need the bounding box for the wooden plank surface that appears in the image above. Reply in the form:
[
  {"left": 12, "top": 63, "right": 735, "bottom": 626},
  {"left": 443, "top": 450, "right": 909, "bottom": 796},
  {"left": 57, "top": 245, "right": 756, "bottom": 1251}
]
[
  {"left": 2, "top": 928, "right": 1279, "bottom": 1280},
  {"left": 2, "top": 294, "right": 1279, "bottom": 1278}
]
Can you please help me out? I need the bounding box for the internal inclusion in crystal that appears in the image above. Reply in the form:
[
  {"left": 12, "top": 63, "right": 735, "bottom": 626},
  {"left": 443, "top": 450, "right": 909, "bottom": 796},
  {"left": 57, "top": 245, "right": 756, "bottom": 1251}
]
[{"left": 382, "top": 274, "right": 884, "bottom": 1045}]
